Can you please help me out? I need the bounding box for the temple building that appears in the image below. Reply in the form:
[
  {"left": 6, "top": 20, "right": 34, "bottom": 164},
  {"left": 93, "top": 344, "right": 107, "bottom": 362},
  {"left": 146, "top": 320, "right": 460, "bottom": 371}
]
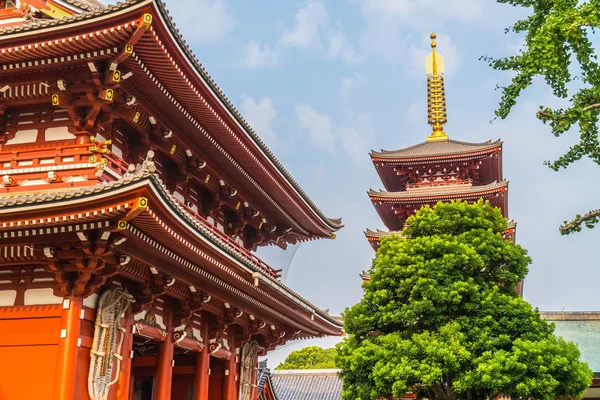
[
  {"left": 0, "top": 1, "right": 343, "bottom": 399},
  {"left": 364, "top": 34, "right": 520, "bottom": 294}
]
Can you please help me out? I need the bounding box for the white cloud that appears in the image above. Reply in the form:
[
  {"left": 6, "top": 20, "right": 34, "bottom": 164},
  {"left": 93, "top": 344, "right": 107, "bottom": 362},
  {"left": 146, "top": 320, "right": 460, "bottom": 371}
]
[
  {"left": 340, "top": 113, "right": 374, "bottom": 160},
  {"left": 361, "top": 0, "right": 482, "bottom": 27},
  {"left": 239, "top": 41, "right": 279, "bottom": 69},
  {"left": 167, "top": 0, "right": 236, "bottom": 44},
  {"left": 295, "top": 103, "right": 336, "bottom": 150},
  {"left": 409, "top": 32, "right": 461, "bottom": 76},
  {"left": 241, "top": 94, "right": 278, "bottom": 146},
  {"left": 326, "top": 30, "right": 360, "bottom": 65},
  {"left": 339, "top": 74, "right": 364, "bottom": 99},
  {"left": 295, "top": 104, "right": 373, "bottom": 160},
  {"left": 280, "top": 1, "right": 328, "bottom": 50}
]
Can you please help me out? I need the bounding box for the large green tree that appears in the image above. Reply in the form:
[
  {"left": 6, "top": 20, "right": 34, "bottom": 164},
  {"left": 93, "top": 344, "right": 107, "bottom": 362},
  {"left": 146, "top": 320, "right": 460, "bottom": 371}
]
[
  {"left": 275, "top": 346, "right": 336, "bottom": 370},
  {"left": 336, "top": 201, "right": 591, "bottom": 400},
  {"left": 486, "top": 0, "right": 600, "bottom": 234}
]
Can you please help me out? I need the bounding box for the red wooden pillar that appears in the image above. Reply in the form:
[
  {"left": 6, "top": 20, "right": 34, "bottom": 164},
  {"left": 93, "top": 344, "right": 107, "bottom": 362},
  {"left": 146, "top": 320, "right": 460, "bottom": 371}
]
[
  {"left": 53, "top": 296, "right": 84, "bottom": 400},
  {"left": 193, "top": 322, "right": 210, "bottom": 400},
  {"left": 223, "top": 333, "right": 238, "bottom": 400},
  {"left": 155, "top": 311, "right": 174, "bottom": 400},
  {"left": 112, "top": 309, "right": 134, "bottom": 400}
]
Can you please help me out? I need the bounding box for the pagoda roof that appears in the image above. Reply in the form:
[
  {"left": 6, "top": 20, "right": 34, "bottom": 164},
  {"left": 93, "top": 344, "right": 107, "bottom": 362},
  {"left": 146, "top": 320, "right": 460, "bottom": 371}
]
[
  {"left": 0, "top": 153, "right": 342, "bottom": 335},
  {"left": 369, "top": 180, "right": 508, "bottom": 200},
  {"left": 364, "top": 228, "right": 404, "bottom": 239},
  {"left": 0, "top": 0, "right": 342, "bottom": 237},
  {"left": 371, "top": 138, "right": 502, "bottom": 161},
  {"left": 365, "top": 220, "right": 515, "bottom": 239}
]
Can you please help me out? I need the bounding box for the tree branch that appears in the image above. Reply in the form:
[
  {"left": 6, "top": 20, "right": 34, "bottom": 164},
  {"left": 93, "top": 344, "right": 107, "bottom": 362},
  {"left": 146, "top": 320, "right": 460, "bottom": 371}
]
[
  {"left": 559, "top": 207, "right": 600, "bottom": 234},
  {"left": 537, "top": 103, "right": 600, "bottom": 120}
]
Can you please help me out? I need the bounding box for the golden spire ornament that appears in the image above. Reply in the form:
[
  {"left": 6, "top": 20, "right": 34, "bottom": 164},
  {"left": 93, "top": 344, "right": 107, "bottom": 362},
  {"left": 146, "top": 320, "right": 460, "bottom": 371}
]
[{"left": 426, "top": 33, "right": 449, "bottom": 141}]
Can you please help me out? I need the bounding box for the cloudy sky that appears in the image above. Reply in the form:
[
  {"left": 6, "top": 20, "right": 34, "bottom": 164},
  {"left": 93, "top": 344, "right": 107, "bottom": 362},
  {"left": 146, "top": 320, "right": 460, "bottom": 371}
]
[{"left": 136, "top": 0, "right": 600, "bottom": 366}]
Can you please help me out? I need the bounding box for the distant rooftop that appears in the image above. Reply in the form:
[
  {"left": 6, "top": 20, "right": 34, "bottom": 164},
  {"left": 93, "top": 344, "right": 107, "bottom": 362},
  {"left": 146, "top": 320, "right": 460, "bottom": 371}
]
[
  {"left": 541, "top": 311, "right": 600, "bottom": 372},
  {"left": 271, "top": 369, "right": 342, "bottom": 400}
]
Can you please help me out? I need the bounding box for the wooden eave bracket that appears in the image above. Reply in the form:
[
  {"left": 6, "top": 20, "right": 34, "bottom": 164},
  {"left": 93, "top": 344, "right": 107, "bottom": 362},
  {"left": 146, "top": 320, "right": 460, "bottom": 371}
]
[
  {"left": 112, "top": 197, "right": 148, "bottom": 232},
  {"left": 109, "top": 13, "right": 153, "bottom": 70}
]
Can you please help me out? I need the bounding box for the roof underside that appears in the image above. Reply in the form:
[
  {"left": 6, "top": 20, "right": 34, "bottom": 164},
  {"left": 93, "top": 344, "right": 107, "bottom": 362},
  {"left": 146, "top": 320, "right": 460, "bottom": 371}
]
[
  {"left": 371, "top": 139, "right": 502, "bottom": 160},
  {"left": 0, "top": 0, "right": 342, "bottom": 237}
]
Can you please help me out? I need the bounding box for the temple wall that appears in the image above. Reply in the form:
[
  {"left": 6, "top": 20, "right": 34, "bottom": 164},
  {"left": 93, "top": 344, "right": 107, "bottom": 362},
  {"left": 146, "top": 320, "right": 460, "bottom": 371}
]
[{"left": 0, "top": 304, "right": 62, "bottom": 399}]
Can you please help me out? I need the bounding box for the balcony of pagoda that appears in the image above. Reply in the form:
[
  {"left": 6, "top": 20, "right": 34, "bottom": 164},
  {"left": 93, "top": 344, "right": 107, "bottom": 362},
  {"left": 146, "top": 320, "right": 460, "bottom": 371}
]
[{"left": 369, "top": 180, "right": 509, "bottom": 231}]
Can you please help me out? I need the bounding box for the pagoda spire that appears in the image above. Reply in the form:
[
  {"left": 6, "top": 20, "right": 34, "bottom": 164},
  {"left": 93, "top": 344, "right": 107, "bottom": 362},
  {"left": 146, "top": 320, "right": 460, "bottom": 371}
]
[{"left": 426, "top": 33, "right": 449, "bottom": 141}]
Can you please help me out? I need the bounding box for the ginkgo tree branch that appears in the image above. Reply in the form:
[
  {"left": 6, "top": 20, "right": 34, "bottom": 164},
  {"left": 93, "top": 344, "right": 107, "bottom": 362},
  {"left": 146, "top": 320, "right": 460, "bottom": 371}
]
[
  {"left": 560, "top": 208, "right": 600, "bottom": 235},
  {"left": 537, "top": 103, "right": 600, "bottom": 120}
]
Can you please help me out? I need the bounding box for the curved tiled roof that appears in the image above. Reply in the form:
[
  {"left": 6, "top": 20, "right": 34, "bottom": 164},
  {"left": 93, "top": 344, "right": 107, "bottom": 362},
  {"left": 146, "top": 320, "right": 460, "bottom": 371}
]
[
  {"left": 63, "top": 0, "right": 105, "bottom": 11},
  {"left": 371, "top": 138, "right": 502, "bottom": 160},
  {"left": 369, "top": 180, "right": 508, "bottom": 200},
  {"left": 271, "top": 370, "right": 342, "bottom": 400},
  {"left": 0, "top": 0, "right": 342, "bottom": 231},
  {"left": 364, "top": 228, "right": 403, "bottom": 238},
  {"left": 0, "top": 154, "right": 342, "bottom": 330}
]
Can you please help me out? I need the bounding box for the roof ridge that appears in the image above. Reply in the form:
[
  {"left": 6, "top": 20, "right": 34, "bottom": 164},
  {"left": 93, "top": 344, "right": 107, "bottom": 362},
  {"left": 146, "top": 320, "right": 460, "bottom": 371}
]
[{"left": 371, "top": 138, "right": 502, "bottom": 159}]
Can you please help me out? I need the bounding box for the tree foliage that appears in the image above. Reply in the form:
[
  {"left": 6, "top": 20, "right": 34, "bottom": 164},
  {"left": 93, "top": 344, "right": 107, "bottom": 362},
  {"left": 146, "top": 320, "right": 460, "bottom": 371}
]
[
  {"left": 485, "top": 0, "right": 600, "bottom": 234},
  {"left": 337, "top": 201, "right": 592, "bottom": 400},
  {"left": 275, "top": 346, "right": 337, "bottom": 370}
]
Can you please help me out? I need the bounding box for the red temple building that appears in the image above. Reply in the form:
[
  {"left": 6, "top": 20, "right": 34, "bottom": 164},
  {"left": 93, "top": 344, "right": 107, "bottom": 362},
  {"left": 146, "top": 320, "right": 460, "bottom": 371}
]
[
  {"left": 364, "top": 34, "right": 520, "bottom": 294},
  {"left": 0, "top": 1, "right": 344, "bottom": 399}
]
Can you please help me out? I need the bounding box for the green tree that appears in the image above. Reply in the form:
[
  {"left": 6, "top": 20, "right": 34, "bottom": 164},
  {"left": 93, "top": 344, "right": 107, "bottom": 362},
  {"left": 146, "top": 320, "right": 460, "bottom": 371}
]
[
  {"left": 275, "top": 346, "right": 337, "bottom": 370},
  {"left": 336, "top": 200, "right": 592, "bottom": 400},
  {"left": 485, "top": 0, "right": 600, "bottom": 234}
]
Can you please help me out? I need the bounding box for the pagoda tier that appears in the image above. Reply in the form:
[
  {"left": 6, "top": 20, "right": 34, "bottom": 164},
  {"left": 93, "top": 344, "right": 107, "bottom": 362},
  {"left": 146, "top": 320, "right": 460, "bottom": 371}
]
[
  {"left": 0, "top": 1, "right": 343, "bottom": 399},
  {"left": 365, "top": 220, "right": 516, "bottom": 251},
  {"left": 369, "top": 180, "right": 509, "bottom": 231},
  {"left": 371, "top": 139, "right": 503, "bottom": 192}
]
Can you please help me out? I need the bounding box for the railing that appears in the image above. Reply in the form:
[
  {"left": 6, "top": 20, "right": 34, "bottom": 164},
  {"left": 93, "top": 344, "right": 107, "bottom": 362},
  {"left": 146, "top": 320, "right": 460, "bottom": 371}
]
[{"left": 406, "top": 178, "right": 473, "bottom": 191}]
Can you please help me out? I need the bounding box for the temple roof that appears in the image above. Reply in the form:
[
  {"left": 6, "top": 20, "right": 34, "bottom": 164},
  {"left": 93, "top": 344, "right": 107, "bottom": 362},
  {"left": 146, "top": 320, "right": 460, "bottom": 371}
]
[
  {"left": 371, "top": 139, "right": 502, "bottom": 160},
  {"left": 271, "top": 369, "right": 342, "bottom": 400},
  {"left": 0, "top": 0, "right": 342, "bottom": 234},
  {"left": 369, "top": 180, "right": 508, "bottom": 200},
  {"left": 0, "top": 153, "right": 342, "bottom": 333},
  {"left": 364, "top": 228, "right": 403, "bottom": 239},
  {"left": 63, "top": 0, "right": 105, "bottom": 11}
]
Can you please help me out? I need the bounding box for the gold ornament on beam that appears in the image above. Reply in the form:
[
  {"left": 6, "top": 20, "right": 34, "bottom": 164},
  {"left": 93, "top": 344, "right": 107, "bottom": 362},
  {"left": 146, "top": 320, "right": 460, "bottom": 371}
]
[{"left": 426, "top": 33, "right": 449, "bottom": 141}]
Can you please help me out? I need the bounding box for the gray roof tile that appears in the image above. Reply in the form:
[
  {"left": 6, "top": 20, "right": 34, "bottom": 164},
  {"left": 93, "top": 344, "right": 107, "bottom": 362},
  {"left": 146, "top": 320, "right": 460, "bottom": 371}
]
[{"left": 271, "top": 370, "right": 342, "bottom": 400}]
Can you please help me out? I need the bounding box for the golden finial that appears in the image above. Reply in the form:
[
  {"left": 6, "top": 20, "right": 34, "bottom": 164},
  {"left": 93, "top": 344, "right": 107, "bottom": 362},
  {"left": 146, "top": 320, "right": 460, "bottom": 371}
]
[{"left": 426, "top": 32, "right": 449, "bottom": 141}]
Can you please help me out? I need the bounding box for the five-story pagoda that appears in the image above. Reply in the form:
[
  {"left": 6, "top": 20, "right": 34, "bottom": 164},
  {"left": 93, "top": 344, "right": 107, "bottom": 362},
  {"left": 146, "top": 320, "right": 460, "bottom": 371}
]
[{"left": 365, "top": 34, "right": 519, "bottom": 293}]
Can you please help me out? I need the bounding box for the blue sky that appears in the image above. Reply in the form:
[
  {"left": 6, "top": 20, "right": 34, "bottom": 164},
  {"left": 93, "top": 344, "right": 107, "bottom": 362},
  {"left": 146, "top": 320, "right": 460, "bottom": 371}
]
[{"left": 139, "top": 0, "right": 600, "bottom": 366}]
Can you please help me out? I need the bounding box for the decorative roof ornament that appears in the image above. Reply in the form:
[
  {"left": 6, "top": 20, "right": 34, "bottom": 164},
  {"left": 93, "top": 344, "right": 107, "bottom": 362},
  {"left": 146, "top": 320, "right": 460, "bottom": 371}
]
[{"left": 426, "top": 33, "right": 449, "bottom": 141}]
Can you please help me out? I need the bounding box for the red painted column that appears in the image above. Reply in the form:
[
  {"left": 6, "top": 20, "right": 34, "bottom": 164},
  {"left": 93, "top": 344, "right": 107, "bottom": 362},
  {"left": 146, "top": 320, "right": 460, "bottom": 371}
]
[
  {"left": 53, "top": 296, "right": 84, "bottom": 400},
  {"left": 223, "top": 332, "right": 238, "bottom": 400},
  {"left": 155, "top": 310, "right": 174, "bottom": 400},
  {"left": 113, "top": 309, "right": 134, "bottom": 400},
  {"left": 193, "top": 322, "right": 210, "bottom": 400}
]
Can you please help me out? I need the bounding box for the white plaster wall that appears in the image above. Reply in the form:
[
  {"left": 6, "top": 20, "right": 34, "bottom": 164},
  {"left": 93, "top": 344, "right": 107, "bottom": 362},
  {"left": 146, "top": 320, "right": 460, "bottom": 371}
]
[
  {"left": 0, "top": 290, "right": 16, "bottom": 307},
  {"left": 24, "top": 288, "right": 62, "bottom": 305}
]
